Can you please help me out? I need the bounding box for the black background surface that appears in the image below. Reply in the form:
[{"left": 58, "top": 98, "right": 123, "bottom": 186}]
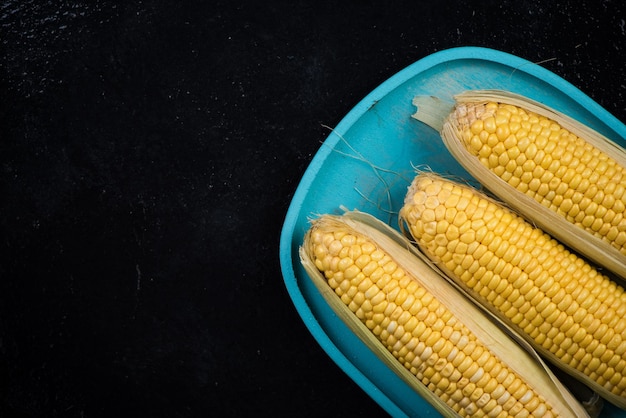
[{"left": 1, "top": 1, "right": 625, "bottom": 417}]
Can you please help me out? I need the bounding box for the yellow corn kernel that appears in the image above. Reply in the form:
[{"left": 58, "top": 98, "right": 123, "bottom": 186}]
[{"left": 400, "top": 173, "right": 626, "bottom": 405}]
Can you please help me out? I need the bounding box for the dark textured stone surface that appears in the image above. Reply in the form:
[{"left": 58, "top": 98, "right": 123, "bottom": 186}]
[{"left": 1, "top": 1, "right": 625, "bottom": 416}]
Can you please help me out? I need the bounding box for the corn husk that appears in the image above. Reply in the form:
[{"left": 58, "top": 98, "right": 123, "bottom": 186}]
[{"left": 300, "top": 210, "right": 590, "bottom": 418}]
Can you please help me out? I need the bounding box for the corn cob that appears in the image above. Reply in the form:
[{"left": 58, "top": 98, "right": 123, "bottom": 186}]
[
  {"left": 399, "top": 172, "right": 626, "bottom": 409},
  {"left": 301, "top": 211, "right": 588, "bottom": 417},
  {"left": 412, "top": 90, "right": 626, "bottom": 280}
]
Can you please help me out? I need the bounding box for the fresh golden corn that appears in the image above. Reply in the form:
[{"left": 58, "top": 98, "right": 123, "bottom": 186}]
[
  {"left": 400, "top": 172, "right": 626, "bottom": 409},
  {"left": 412, "top": 90, "right": 626, "bottom": 279},
  {"left": 450, "top": 99, "right": 626, "bottom": 250},
  {"left": 301, "top": 212, "right": 588, "bottom": 417}
]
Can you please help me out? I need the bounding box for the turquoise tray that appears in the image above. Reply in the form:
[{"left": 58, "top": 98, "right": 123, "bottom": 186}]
[{"left": 279, "top": 46, "right": 626, "bottom": 417}]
